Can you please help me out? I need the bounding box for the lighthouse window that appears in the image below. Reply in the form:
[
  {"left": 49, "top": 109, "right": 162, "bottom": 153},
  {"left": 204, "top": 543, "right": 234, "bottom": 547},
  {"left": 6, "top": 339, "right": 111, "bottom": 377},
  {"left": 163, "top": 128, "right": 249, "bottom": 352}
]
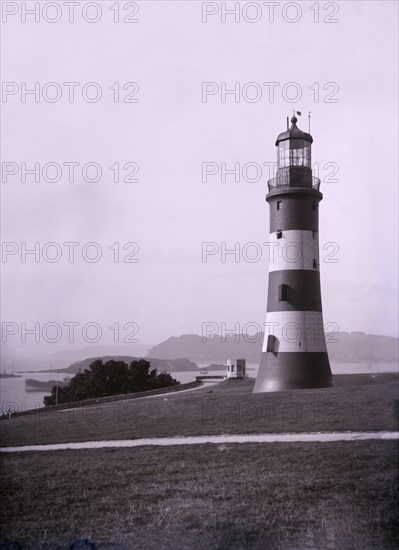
[
  {"left": 278, "top": 140, "right": 311, "bottom": 168},
  {"left": 277, "top": 201, "right": 282, "bottom": 210},
  {"left": 279, "top": 284, "right": 289, "bottom": 302},
  {"left": 312, "top": 202, "right": 317, "bottom": 211},
  {"left": 277, "top": 230, "right": 283, "bottom": 239},
  {"left": 313, "top": 259, "right": 318, "bottom": 269},
  {"left": 266, "top": 334, "right": 277, "bottom": 352},
  {"left": 291, "top": 148, "right": 304, "bottom": 166}
]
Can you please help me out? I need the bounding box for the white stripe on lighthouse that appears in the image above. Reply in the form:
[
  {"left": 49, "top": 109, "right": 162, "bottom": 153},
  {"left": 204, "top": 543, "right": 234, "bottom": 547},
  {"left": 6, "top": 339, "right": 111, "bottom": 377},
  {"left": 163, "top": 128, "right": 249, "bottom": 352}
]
[
  {"left": 266, "top": 230, "right": 319, "bottom": 272},
  {"left": 262, "top": 311, "right": 327, "bottom": 353}
]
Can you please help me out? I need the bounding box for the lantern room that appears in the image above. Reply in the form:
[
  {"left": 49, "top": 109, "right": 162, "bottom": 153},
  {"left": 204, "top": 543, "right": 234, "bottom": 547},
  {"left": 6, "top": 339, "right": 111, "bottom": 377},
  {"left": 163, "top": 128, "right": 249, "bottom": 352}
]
[
  {"left": 268, "top": 116, "right": 319, "bottom": 191},
  {"left": 276, "top": 116, "right": 313, "bottom": 169},
  {"left": 277, "top": 137, "right": 311, "bottom": 168}
]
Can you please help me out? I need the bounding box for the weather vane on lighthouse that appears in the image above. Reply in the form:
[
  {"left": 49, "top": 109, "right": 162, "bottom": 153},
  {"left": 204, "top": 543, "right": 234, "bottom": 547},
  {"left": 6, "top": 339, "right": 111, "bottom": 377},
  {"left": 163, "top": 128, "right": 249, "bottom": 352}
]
[{"left": 254, "top": 114, "right": 333, "bottom": 393}]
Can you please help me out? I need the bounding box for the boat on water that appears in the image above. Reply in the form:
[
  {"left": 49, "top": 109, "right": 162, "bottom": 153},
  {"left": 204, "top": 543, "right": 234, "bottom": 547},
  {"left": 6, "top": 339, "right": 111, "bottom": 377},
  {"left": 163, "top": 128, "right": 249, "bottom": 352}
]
[
  {"left": 25, "top": 379, "right": 58, "bottom": 391},
  {"left": 24, "top": 362, "right": 70, "bottom": 392},
  {"left": 25, "top": 379, "right": 68, "bottom": 392}
]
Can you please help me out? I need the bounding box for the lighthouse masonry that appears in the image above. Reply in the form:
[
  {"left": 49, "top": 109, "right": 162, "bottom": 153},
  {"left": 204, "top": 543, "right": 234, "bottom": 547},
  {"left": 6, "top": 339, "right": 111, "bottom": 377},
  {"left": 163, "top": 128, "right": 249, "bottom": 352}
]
[{"left": 254, "top": 116, "right": 333, "bottom": 393}]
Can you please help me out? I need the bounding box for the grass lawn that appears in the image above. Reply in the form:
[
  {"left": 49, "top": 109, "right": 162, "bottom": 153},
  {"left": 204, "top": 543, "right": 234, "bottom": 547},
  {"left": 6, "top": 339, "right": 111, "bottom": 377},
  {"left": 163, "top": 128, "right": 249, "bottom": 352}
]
[
  {"left": 1, "top": 379, "right": 397, "bottom": 549},
  {"left": 0, "top": 441, "right": 397, "bottom": 549},
  {"left": 0, "top": 380, "right": 398, "bottom": 448}
]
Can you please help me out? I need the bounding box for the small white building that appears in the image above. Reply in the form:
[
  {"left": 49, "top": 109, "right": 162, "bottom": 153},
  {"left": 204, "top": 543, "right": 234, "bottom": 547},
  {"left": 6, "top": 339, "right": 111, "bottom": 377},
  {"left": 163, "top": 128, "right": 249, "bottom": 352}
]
[{"left": 226, "top": 358, "right": 246, "bottom": 379}]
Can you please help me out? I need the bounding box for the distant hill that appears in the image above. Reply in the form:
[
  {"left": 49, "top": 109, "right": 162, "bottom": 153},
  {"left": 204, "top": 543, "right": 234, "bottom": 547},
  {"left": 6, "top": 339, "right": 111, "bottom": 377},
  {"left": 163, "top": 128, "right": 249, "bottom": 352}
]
[
  {"left": 24, "top": 356, "right": 198, "bottom": 374},
  {"left": 2, "top": 344, "right": 153, "bottom": 373},
  {"left": 147, "top": 332, "right": 399, "bottom": 364},
  {"left": 41, "top": 344, "right": 153, "bottom": 362}
]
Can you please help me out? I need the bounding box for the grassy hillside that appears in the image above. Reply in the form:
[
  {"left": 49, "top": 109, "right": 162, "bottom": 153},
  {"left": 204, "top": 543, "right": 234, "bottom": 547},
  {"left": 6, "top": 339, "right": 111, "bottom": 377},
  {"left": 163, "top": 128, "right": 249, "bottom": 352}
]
[
  {"left": 1, "top": 441, "right": 397, "bottom": 549},
  {"left": 1, "top": 379, "right": 398, "bottom": 549},
  {"left": 1, "top": 379, "right": 397, "bottom": 448}
]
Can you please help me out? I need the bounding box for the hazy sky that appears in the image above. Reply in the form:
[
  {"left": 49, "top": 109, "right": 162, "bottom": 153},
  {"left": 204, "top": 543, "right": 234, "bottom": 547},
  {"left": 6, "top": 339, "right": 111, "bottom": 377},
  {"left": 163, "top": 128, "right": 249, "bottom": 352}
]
[{"left": 1, "top": 0, "right": 398, "bottom": 354}]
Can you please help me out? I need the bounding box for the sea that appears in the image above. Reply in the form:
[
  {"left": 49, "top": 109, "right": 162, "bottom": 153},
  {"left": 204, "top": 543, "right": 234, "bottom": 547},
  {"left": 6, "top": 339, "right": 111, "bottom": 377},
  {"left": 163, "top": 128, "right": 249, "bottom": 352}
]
[{"left": 0, "top": 362, "right": 397, "bottom": 415}]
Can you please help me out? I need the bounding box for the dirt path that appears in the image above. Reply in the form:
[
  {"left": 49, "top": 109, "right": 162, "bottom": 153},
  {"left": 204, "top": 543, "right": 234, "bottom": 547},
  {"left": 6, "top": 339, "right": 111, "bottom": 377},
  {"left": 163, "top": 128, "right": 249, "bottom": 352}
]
[{"left": 1, "top": 431, "right": 397, "bottom": 453}]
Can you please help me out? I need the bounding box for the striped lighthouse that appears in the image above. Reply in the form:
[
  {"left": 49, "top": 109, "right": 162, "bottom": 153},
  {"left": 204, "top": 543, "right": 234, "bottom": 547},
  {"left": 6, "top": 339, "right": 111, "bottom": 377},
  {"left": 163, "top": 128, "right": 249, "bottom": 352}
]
[{"left": 253, "top": 115, "right": 333, "bottom": 393}]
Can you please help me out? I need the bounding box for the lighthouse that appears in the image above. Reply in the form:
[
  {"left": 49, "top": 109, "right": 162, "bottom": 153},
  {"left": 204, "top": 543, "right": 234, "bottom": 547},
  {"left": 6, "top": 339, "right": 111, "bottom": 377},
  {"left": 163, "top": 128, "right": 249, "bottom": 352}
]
[{"left": 253, "top": 115, "right": 333, "bottom": 393}]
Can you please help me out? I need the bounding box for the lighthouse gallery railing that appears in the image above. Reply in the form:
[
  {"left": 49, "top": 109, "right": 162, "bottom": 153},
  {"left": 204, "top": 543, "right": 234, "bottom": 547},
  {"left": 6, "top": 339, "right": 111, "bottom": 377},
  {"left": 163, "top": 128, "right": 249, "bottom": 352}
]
[{"left": 267, "top": 175, "right": 321, "bottom": 192}]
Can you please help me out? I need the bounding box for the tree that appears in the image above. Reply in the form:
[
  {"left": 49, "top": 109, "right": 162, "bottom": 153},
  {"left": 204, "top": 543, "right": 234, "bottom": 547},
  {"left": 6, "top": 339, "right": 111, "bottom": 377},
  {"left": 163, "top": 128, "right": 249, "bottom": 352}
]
[{"left": 43, "top": 359, "right": 179, "bottom": 406}]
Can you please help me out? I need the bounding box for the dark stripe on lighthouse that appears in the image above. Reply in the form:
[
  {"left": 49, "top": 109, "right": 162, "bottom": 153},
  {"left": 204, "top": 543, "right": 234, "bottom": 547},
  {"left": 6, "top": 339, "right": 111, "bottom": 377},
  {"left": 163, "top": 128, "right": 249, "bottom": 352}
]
[
  {"left": 267, "top": 270, "right": 322, "bottom": 312},
  {"left": 268, "top": 192, "right": 321, "bottom": 233},
  {"left": 256, "top": 352, "right": 333, "bottom": 392}
]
